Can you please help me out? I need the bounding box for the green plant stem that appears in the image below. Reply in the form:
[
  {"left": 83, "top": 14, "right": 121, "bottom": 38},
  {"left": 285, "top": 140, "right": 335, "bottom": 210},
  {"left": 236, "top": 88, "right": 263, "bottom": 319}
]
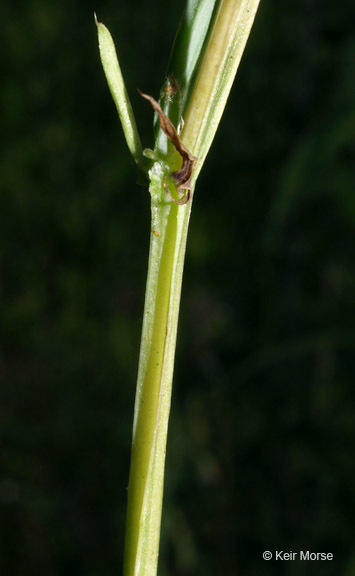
[
  {"left": 122, "top": 1, "right": 261, "bottom": 575},
  {"left": 124, "top": 189, "right": 191, "bottom": 576},
  {"left": 183, "top": 0, "right": 261, "bottom": 172}
]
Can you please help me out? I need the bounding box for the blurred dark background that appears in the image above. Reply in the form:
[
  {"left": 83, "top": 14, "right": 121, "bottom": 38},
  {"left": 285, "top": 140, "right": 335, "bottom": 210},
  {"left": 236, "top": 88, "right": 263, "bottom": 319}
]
[{"left": 1, "top": 0, "right": 355, "bottom": 574}]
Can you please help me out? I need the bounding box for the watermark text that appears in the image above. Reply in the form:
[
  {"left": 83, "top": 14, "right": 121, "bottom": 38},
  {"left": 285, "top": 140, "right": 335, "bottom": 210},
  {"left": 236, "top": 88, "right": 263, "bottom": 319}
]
[{"left": 262, "top": 550, "right": 333, "bottom": 561}]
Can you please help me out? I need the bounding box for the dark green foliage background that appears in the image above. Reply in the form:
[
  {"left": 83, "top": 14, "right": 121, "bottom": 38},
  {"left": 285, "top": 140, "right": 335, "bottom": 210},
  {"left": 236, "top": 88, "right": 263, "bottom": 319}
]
[{"left": 1, "top": 1, "right": 355, "bottom": 574}]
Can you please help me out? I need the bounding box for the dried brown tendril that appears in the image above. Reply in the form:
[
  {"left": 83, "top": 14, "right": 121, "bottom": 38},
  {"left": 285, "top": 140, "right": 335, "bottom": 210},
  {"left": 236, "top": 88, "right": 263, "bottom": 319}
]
[{"left": 138, "top": 90, "right": 197, "bottom": 204}]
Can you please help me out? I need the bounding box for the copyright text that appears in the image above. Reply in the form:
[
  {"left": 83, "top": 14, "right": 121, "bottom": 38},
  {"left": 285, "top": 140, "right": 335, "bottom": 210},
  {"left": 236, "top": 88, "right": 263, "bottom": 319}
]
[{"left": 262, "top": 550, "right": 333, "bottom": 561}]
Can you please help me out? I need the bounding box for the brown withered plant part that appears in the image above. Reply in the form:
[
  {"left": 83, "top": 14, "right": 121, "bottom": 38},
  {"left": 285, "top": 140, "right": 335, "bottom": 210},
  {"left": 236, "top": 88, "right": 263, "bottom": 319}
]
[{"left": 138, "top": 90, "right": 197, "bottom": 204}]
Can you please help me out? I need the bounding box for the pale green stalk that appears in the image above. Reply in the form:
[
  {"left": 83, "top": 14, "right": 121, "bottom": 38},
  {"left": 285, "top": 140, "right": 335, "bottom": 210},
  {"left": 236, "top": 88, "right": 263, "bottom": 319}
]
[
  {"left": 124, "top": 169, "right": 191, "bottom": 576},
  {"left": 183, "top": 0, "right": 261, "bottom": 172},
  {"left": 96, "top": 1, "right": 261, "bottom": 574}
]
